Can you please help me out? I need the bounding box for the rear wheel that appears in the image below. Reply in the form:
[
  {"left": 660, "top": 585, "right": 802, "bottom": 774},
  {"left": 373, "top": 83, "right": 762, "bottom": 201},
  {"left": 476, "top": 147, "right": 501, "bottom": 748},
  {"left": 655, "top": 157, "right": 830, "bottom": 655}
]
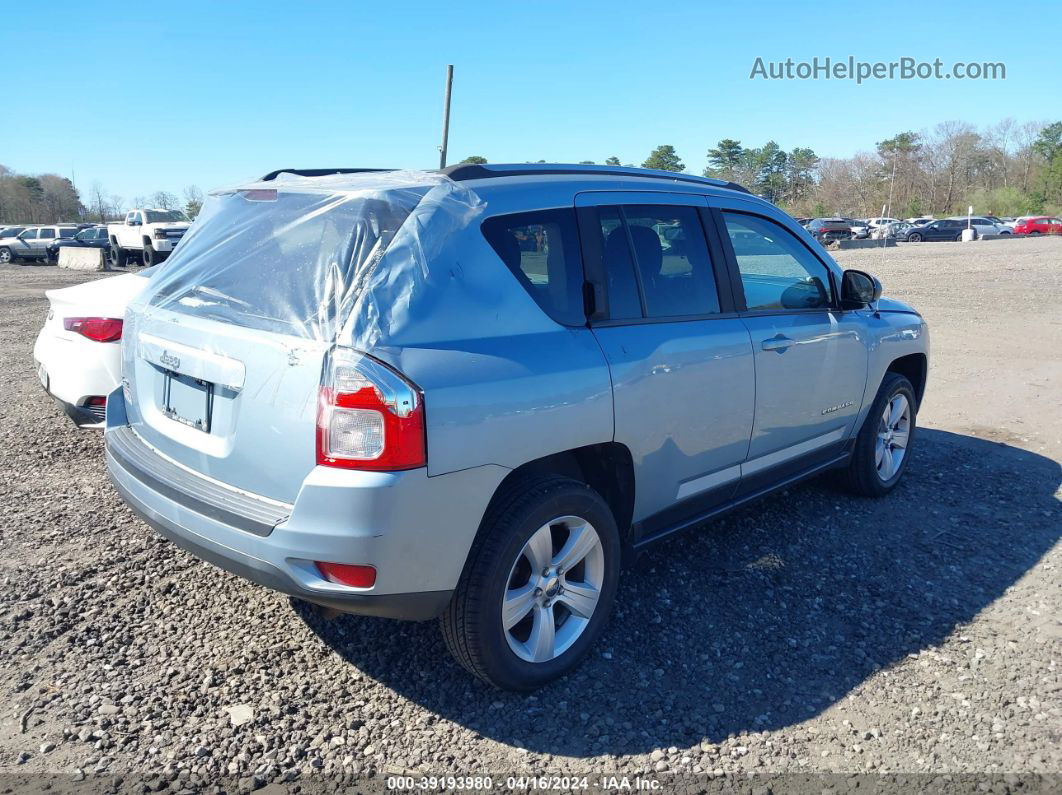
[
  {"left": 441, "top": 476, "right": 621, "bottom": 691},
  {"left": 0, "top": 247, "right": 12, "bottom": 264},
  {"left": 110, "top": 244, "right": 127, "bottom": 268},
  {"left": 1029, "top": 231, "right": 1041, "bottom": 236},
  {"left": 837, "top": 372, "right": 916, "bottom": 498}
]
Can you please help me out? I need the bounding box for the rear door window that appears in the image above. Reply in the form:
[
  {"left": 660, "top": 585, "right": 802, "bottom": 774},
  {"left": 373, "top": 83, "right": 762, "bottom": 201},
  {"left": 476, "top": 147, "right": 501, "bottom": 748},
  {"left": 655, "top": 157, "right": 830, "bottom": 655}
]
[
  {"left": 38, "top": 228, "right": 56, "bottom": 239},
  {"left": 617, "top": 205, "right": 720, "bottom": 318},
  {"left": 587, "top": 204, "right": 721, "bottom": 320},
  {"left": 481, "top": 208, "right": 585, "bottom": 326}
]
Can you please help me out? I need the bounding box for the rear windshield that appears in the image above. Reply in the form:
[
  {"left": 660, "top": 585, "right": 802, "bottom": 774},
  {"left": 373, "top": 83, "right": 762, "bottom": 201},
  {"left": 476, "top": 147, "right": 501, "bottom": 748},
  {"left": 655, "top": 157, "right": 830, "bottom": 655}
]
[{"left": 146, "top": 187, "right": 421, "bottom": 339}]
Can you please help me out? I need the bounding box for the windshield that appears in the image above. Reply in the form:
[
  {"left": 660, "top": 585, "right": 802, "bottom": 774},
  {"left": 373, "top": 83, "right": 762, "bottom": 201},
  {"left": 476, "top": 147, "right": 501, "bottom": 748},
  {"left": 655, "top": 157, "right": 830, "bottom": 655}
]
[
  {"left": 145, "top": 187, "right": 422, "bottom": 339},
  {"left": 144, "top": 209, "right": 189, "bottom": 223}
]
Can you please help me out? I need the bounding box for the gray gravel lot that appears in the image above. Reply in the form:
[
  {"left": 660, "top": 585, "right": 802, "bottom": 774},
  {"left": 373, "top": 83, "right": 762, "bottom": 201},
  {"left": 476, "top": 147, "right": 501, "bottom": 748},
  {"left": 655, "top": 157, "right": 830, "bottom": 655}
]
[{"left": 0, "top": 238, "right": 1059, "bottom": 792}]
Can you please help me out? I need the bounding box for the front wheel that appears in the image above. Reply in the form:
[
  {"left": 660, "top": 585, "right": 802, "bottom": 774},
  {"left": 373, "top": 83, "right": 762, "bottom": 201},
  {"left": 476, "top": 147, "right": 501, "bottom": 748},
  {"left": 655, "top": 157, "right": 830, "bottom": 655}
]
[
  {"left": 142, "top": 243, "right": 157, "bottom": 267},
  {"left": 0, "top": 247, "right": 12, "bottom": 264},
  {"left": 837, "top": 372, "right": 916, "bottom": 497},
  {"left": 441, "top": 477, "right": 621, "bottom": 691}
]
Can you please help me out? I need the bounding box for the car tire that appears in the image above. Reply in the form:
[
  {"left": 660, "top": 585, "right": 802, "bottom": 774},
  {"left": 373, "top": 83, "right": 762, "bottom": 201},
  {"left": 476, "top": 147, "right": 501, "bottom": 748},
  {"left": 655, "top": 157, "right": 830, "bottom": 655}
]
[
  {"left": 45, "top": 248, "right": 57, "bottom": 264},
  {"left": 142, "top": 243, "right": 157, "bottom": 267},
  {"left": 0, "top": 247, "right": 12, "bottom": 264},
  {"left": 907, "top": 233, "right": 922, "bottom": 242},
  {"left": 1029, "top": 231, "right": 1041, "bottom": 236},
  {"left": 837, "top": 372, "right": 917, "bottom": 498},
  {"left": 110, "top": 244, "right": 127, "bottom": 268},
  {"left": 441, "top": 476, "right": 621, "bottom": 691}
]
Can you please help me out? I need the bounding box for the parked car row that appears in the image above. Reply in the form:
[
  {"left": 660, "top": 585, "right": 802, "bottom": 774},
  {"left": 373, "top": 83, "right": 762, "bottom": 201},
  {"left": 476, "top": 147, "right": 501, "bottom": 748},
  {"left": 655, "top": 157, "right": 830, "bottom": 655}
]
[
  {"left": 31, "top": 163, "right": 930, "bottom": 690},
  {"left": 794, "top": 212, "right": 1062, "bottom": 243},
  {"left": 0, "top": 207, "right": 192, "bottom": 266}
]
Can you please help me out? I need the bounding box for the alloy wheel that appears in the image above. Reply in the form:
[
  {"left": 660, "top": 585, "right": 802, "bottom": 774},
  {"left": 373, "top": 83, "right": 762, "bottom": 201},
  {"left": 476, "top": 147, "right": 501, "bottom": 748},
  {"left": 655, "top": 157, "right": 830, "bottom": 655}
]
[
  {"left": 876, "top": 393, "right": 911, "bottom": 481},
  {"left": 502, "top": 516, "right": 604, "bottom": 664}
]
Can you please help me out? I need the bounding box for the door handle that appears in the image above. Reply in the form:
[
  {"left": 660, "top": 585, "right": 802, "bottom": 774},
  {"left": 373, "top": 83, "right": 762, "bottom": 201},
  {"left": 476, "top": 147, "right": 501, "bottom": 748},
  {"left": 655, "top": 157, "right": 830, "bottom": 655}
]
[{"left": 761, "top": 335, "right": 793, "bottom": 352}]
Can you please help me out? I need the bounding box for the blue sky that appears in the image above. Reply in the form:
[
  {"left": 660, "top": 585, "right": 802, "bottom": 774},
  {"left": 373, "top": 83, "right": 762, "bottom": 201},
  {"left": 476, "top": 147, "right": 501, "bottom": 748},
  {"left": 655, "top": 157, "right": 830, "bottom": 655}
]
[{"left": 2, "top": 0, "right": 1057, "bottom": 200}]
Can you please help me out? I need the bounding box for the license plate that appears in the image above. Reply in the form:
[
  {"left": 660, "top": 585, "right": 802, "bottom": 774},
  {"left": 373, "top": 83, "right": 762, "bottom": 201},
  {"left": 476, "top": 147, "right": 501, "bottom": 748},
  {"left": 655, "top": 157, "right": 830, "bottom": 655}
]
[{"left": 162, "top": 371, "right": 214, "bottom": 432}]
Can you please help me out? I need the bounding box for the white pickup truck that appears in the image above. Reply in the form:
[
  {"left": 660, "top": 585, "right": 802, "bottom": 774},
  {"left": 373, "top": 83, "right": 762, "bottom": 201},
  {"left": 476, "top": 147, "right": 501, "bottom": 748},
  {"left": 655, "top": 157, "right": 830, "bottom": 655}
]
[{"left": 108, "top": 208, "right": 191, "bottom": 267}]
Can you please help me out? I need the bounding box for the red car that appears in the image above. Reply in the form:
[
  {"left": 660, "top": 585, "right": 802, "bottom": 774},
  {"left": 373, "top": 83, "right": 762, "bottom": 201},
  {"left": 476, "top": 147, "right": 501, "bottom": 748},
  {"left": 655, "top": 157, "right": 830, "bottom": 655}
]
[{"left": 1013, "top": 216, "right": 1062, "bottom": 235}]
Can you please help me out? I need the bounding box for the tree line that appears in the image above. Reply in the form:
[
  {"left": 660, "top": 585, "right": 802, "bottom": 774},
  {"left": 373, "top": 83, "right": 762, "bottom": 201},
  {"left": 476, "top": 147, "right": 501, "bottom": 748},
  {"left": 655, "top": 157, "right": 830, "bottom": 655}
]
[
  {"left": 4, "top": 117, "right": 1059, "bottom": 226},
  {"left": 0, "top": 167, "right": 204, "bottom": 225},
  {"left": 461, "top": 117, "right": 1062, "bottom": 218}
]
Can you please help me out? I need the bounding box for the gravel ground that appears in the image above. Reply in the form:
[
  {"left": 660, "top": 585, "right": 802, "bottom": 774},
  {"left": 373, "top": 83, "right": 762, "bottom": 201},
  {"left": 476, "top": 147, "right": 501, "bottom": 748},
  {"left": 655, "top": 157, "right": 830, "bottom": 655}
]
[{"left": 0, "top": 238, "right": 1059, "bottom": 793}]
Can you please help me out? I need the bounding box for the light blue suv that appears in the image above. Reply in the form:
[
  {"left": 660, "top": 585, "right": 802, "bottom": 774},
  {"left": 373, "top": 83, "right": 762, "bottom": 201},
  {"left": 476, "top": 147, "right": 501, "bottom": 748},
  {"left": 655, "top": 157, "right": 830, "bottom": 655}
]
[{"left": 105, "top": 164, "right": 928, "bottom": 690}]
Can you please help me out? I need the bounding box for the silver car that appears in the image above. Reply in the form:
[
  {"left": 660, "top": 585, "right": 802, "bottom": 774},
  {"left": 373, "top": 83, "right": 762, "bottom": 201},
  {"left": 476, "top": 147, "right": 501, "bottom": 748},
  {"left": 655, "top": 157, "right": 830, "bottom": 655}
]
[
  {"left": 105, "top": 164, "right": 929, "bottom": 690},
  {"left": 0, "top": 224, "right": 79, "bottom": 263}
]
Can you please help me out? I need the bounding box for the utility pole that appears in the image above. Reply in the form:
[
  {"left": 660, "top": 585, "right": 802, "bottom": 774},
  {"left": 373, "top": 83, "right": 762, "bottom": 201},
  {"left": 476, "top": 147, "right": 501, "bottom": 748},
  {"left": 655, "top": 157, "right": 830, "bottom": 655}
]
[{"left": 438, "top": 64, "right": 453, "bottom": 169}]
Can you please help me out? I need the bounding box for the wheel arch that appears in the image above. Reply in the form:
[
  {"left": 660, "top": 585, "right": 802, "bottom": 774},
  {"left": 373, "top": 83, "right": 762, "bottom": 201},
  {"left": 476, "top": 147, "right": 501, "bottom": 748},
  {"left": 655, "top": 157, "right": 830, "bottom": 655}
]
[
  {"left": 886, "top": 352, "right": 927, "bottom": 409},
  {"left": 482, "top": 443, "right": 636, "bottom": 545}
]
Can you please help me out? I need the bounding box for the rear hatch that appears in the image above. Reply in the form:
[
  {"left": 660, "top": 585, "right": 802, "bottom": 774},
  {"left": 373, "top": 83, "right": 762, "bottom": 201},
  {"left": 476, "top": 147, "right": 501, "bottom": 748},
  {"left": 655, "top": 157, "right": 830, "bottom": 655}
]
[{"left": 121, "top": 183, "right": 421, "bottom": 504}]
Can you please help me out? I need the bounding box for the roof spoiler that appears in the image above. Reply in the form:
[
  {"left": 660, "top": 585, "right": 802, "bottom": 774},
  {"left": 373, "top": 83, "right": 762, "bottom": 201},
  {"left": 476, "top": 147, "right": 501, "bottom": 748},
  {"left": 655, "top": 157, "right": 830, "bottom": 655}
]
[{"left": 259, "top": 168, "right": 395, "bottom": 181}]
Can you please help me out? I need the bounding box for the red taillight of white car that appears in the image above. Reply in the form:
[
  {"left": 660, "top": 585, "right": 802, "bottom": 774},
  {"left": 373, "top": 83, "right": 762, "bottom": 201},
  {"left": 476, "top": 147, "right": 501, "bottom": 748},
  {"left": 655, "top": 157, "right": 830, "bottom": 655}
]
[
  {"left": 316, "top": 348, "right": 426, "bottom": 471},
  {"left": 63, "top": 317, "right": 123, "bottom": 342}
]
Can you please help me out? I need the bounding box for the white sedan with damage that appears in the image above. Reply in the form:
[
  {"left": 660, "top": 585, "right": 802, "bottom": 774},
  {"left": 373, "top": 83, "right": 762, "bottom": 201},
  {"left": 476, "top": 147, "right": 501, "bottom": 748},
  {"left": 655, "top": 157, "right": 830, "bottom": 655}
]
[{"left": 33, "top": 271, "right": 153, "bottom": 428}]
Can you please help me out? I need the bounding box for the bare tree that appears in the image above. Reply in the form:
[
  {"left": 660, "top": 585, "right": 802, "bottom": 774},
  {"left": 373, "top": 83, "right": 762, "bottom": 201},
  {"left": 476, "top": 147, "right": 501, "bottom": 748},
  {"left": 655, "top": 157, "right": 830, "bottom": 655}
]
[
  {"left": 109, "top": 195, "right": 125, "bottom": 219},
  {"left": 150, "top": 191, "right": 179, "bottom": 210},
  {"left": 90, "top": 181, "right": 109, "bottom": 222}
]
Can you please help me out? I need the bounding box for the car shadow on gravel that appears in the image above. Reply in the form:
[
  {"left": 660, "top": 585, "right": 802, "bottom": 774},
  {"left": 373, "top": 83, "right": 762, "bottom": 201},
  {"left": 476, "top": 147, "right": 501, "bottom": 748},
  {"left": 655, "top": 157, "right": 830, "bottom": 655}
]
[{"left": 297, "top": 428, "right": 1061, "bottom": 757}]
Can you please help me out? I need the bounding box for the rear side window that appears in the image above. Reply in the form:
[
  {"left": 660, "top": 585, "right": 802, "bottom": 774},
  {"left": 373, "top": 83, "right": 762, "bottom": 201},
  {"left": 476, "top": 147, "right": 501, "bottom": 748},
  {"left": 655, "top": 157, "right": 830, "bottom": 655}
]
[
  {"left": 39, "top": 228, "right": 56, "bottom": 239},
  {"left": 722, "top": 213, "right": 832, "bottom": 311},
  {"left": 482, "top": 209, "right": 585, "bottom": 326}
]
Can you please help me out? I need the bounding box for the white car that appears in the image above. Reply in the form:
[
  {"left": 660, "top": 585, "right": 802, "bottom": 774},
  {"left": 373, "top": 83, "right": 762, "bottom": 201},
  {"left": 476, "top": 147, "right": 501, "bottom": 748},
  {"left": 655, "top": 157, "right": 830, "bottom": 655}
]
[
  {"left": 33, "top": 271, "right": 152, "bottom": 428},
  {"left": 865, "top": 217, "right": 902, "bottom": 230}
]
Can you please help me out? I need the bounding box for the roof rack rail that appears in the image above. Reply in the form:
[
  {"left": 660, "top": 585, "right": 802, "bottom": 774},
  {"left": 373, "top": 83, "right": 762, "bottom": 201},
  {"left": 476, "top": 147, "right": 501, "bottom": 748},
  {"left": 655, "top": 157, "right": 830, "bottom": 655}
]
[
  {"left": 259, "top": 168, "right": 395, "bottom": 181},
  {"left": 436, "top": 163, "right": 750, "bottom": 194}
]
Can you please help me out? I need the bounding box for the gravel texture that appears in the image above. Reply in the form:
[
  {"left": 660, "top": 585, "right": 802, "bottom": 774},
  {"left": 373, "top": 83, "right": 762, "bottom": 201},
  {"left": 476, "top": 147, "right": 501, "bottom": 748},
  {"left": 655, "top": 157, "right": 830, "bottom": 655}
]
[{"left": 0, "top": 238, "right": 1059, "bottom": 791}]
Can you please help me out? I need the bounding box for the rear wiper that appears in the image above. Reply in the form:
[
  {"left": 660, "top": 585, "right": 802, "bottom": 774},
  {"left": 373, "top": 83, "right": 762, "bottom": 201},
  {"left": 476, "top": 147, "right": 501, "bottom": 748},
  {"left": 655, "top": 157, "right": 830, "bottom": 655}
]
[{"left": 187, "top": 285, "right": 254, "bottom": 310}]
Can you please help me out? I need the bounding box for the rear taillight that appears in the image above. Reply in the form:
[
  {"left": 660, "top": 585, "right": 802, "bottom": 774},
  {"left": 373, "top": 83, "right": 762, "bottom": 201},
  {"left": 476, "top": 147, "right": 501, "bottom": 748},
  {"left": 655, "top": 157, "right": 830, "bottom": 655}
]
[
  {"left": 316, "top": 348, "right": 426, "bottom": 471},
  {"left": 86, "top": 396, "right": 106, "bottom": 407},
  {"left": 64, "top": 317, "right": 123, "bottom": 342}
]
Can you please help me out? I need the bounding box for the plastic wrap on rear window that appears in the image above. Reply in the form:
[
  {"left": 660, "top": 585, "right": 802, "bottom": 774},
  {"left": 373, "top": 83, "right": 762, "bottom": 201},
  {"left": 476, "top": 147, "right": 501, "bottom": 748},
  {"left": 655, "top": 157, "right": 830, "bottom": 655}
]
[{"left": 132, "top": 170, "right": 484, "bottom": 344}]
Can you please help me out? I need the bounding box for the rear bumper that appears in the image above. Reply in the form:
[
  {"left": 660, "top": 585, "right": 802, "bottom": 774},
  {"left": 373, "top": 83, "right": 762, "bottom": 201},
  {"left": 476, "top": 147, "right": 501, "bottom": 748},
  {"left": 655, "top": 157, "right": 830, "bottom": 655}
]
[
  {"left": 104, "top": 394, "right": 508, "bottom": 620},
  {"left": 109, "top": 463, "right": 452, "bottom": 619}
]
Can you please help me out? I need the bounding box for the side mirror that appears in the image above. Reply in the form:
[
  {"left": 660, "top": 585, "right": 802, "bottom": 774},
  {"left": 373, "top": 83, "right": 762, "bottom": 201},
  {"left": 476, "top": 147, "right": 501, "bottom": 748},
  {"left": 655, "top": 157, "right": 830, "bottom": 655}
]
[{"left": 841, "top": 269, "right": 882, "bottom": 308}]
